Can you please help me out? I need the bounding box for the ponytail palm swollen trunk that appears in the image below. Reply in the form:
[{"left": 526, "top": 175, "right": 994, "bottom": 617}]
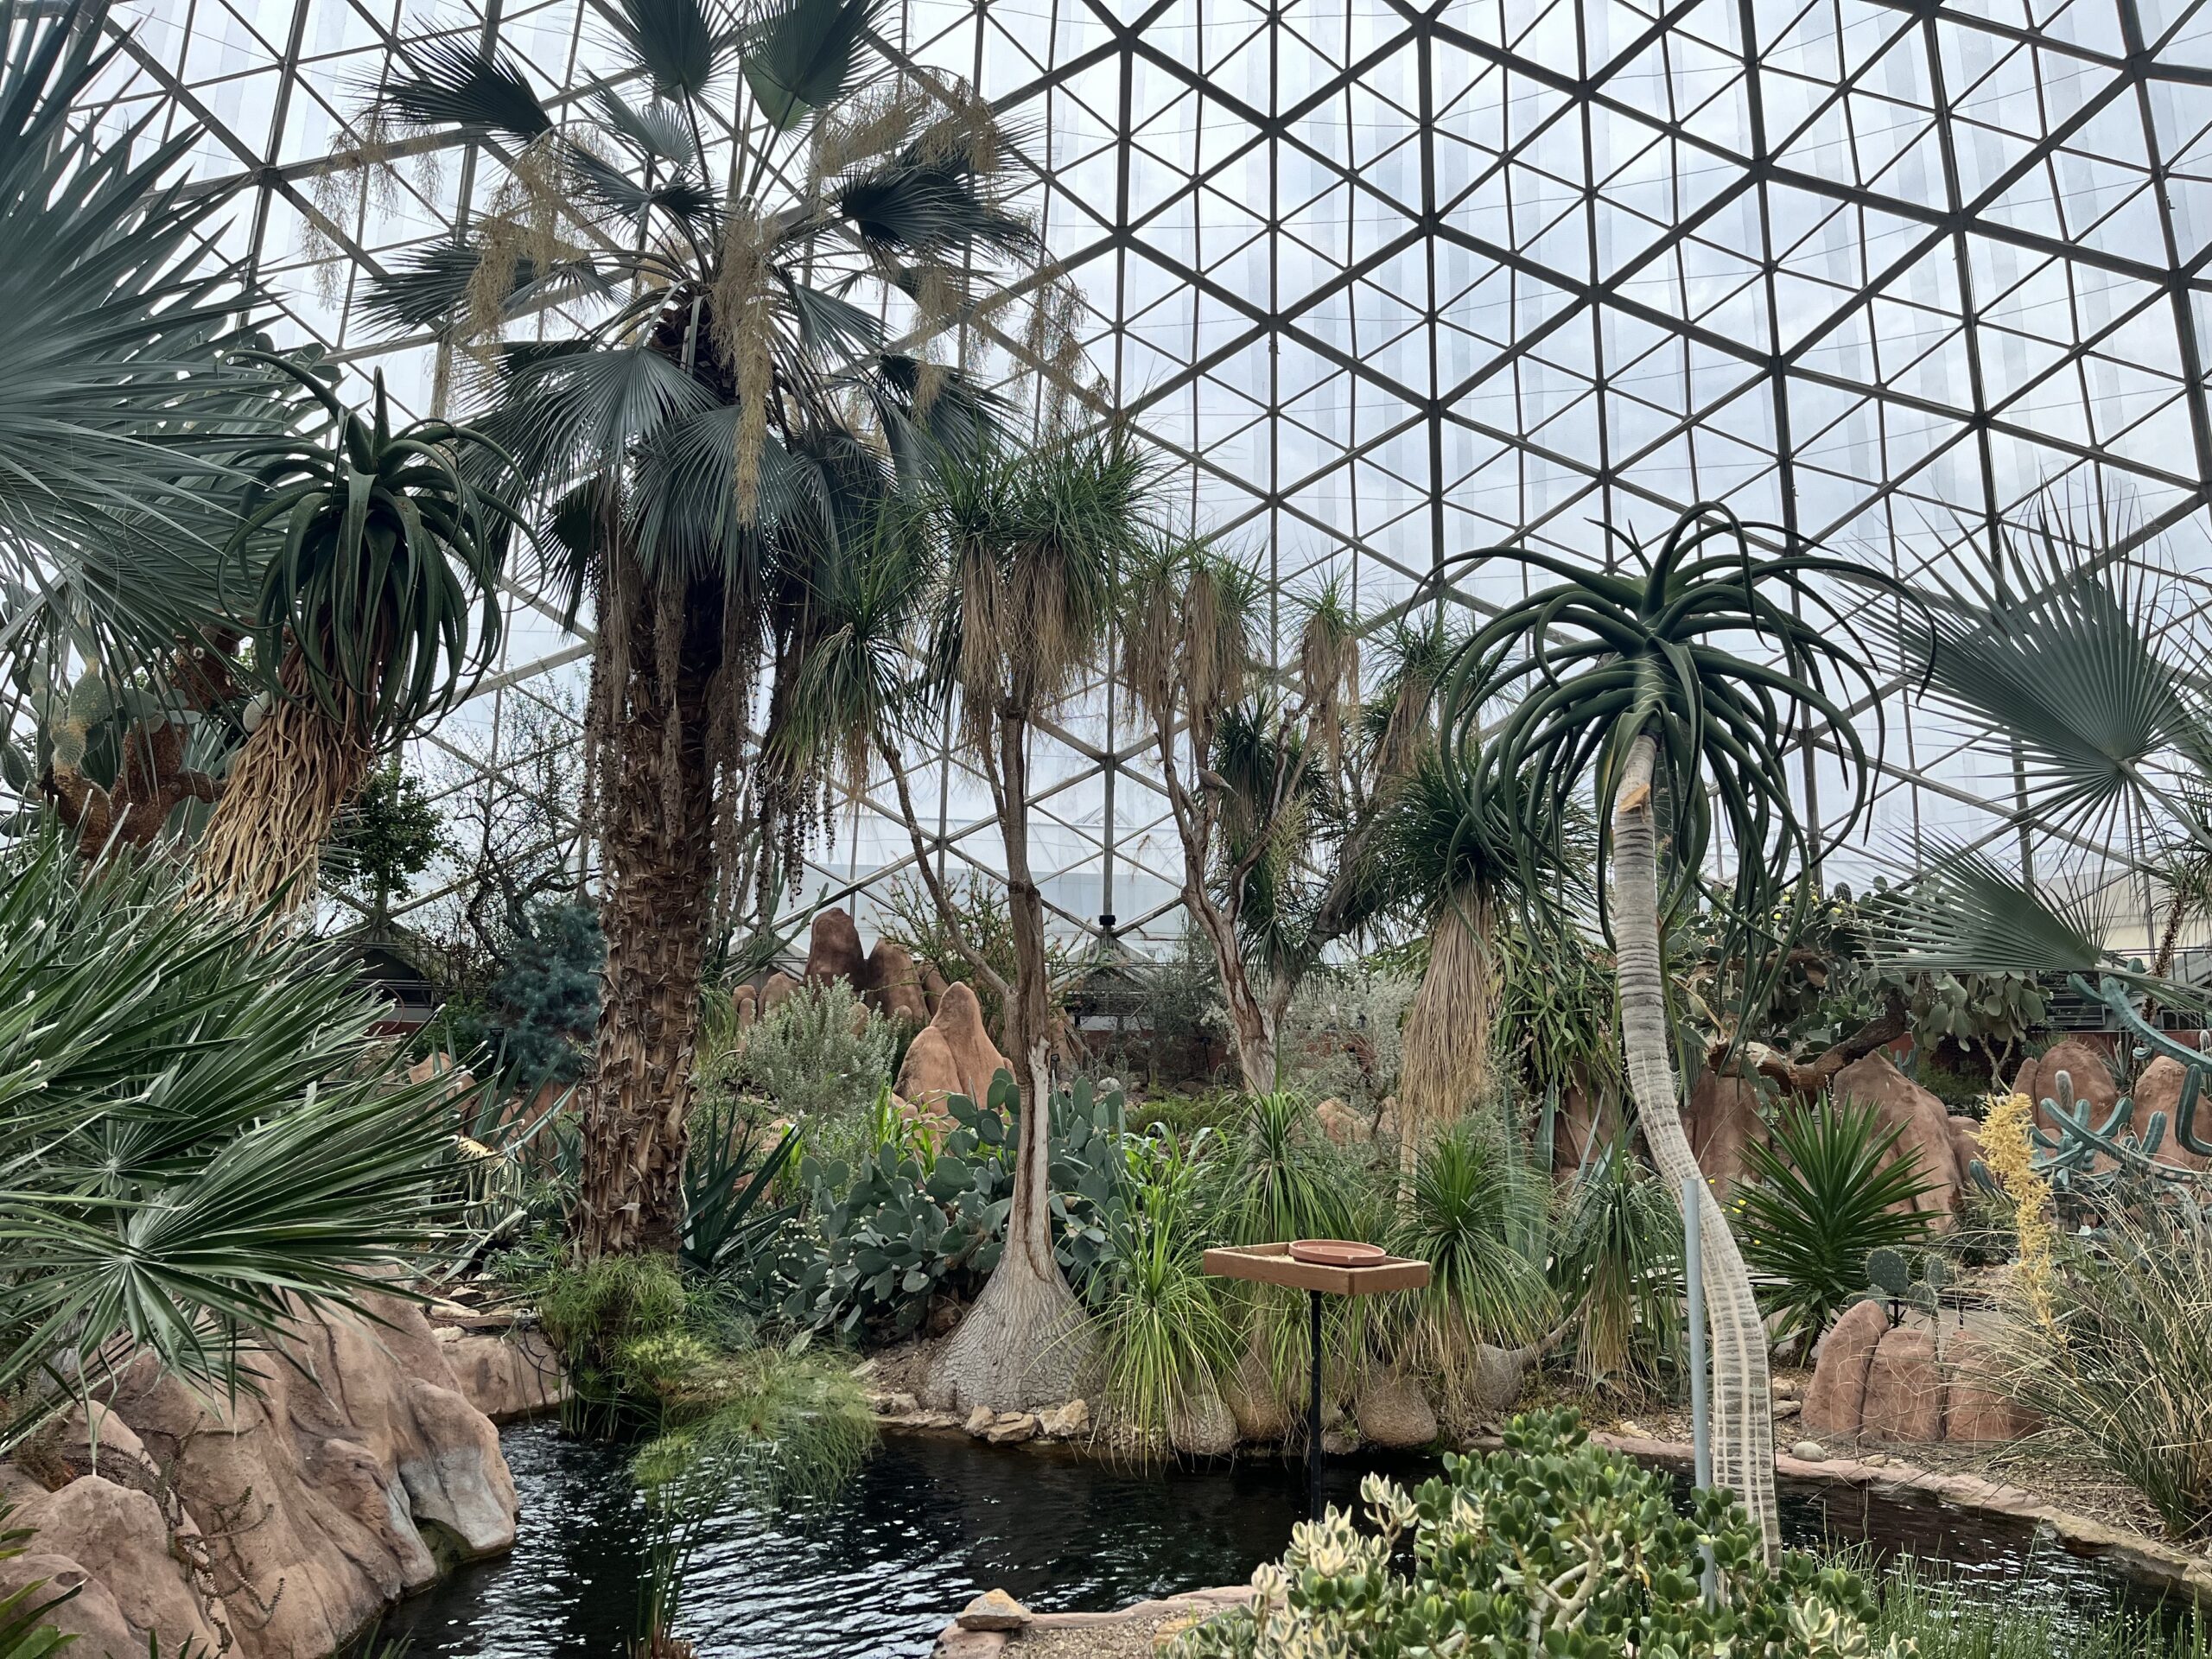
[
  {"left": 1440, "top": 503, "right": 1895, "bottom": 1560},
  {"left": 363, "top": 0, "right": 1054, "bottom": 1257}
]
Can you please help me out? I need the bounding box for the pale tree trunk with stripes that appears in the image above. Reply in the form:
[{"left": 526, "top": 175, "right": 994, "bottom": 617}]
[{"left": 1611, "top": 733, "right": 1779, "bottom": 1560}]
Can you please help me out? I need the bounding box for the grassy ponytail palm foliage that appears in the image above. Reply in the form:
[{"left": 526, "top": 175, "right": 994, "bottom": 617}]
[
  {"left": 365, "top": 0, "right": 1054, "bottom": 1259},
  {"left": 195, "top": 359, "right": 512, "bottom": 909},
  {"left": 1440, "top": 501, "right": 1894, "bottom": 1560}
]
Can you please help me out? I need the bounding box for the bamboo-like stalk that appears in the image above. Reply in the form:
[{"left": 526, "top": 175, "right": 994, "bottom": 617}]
[{"left": 1611, "top": 733, "right": 1779, "bottom": 1559}]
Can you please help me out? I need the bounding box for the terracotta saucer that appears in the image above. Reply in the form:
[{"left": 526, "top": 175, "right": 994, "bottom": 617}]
[{"left": 1288, "top": 1239, "right": 1386, "bottom": 1267}]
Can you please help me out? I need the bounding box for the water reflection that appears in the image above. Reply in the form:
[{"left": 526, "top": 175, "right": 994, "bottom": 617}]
[{"left": 384, "top": 1421, "right": 2166, "bottom": 1659}]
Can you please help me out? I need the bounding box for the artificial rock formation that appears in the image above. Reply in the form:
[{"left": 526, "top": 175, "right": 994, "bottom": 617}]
[
  {"left": 804, "top": 908, "right": 868, "bottom": 987},
  {"left": 866, "top": 940, "right": 932, "bottom": 1026},
  {"left": 1802, "top": 1302, "right": 2034, "bottom": 1446},
  {"left": 0, "top": 1294, "right": 521, "bottom": 1659},
  {"left": 1830, "top": 1052, "right": 1962, "bottom": 1221},
  {"left": 2118, "top": 1054, "right": 2209, "bottom": 1172},
  {"left": 433, "top": 1325, "right": 569, "bottom": 1423},
  {"left": 2012, "top": 1038, "right": 2120, "bottom": 1130},
  {"left": 896, "top": 982, "right": 1010, "bottom": 1109},
  {"left": 1682, "top": 1071, "right": 1764, "bottom": 1194}
]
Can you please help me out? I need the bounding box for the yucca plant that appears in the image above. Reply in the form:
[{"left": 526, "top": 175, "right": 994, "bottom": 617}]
[
  {"left": 361, "top": 0, "right": 1065, "bottom": 1259},
  {"left": 193, "top": 357, "right": 513, "bottom": 910},
  {"left": 1439, "top": 500, "right": 1897, "bottom": 1558},
  {"left": 0, "top": 830, "right": 460, "bottom": 1441},
  {"left": 1734, "top": 1100, "right": 1936, "bottom": 1362}
]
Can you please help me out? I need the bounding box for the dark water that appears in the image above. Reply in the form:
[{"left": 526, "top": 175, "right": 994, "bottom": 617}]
[{"left": 385, "top": 1421, "right": 2178, "bottom": 1658}]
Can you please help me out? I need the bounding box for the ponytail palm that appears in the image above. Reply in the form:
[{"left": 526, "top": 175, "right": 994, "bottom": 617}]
[
  {"left": 194, "top": 359, "right": 512, "bottom": 910},
  {"left": 365, "top": 0, "right": 1053, "bottom": 1258},
  {"left": 1439, "top": 502, "right": 1893, "bottom": 1560}
]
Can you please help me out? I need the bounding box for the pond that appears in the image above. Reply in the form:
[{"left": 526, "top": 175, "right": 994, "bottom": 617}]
[{"left": 385, "top": 1421, "right": 2176, "bottom": 1658}]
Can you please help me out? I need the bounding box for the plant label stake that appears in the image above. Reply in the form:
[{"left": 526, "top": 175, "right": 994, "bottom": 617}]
[{"left": 1200, "top": 1241, "right": 1430, "bottom": 1522}]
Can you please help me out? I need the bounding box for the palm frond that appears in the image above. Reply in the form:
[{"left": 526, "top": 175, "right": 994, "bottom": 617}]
[
  {"left": 741, "top": 0, "right": 881, "bottom": 131},
  {"left": 1868, "top": 838, "right": 2113, "bottom": 977},
  {"left": 608, "top": 0, "right": 727, "bottom": 100},
  {"left": 380, "top": 37, "right": 552, "bottom": 140}
]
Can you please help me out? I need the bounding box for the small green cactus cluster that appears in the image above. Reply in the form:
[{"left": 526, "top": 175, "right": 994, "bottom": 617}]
[{"left": 1860, "top": 1247, "right": 1949, "bottom": 1324}]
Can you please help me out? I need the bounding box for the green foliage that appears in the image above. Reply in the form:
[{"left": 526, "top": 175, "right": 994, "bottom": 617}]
[
  {"left": 479, "top": 899, "right": 603, "bottom": 1090},
  {"left": 1737, "top": 1099, "right": 1939, "bottom": 1361},
  {"left": 680, "top": 1100, "right": 798, "bottom": 1276},
  {"left": 1174, "top": 1408, "right": 1904, "bottom": 1659},
  {"left": 1861, "top": 1247, "right": 1950, "bottom": 1324},
  {"left": 716, "top": 979, "right": 897, "bottom": 1139},
  {"left": 230, "top": 353, "right": 512, "bottom": 743},
  {"left": 778, "top": 1073, "right": 1128, "bottom": 1338},
  {"left": 1205, "top": 1091, "right": 1362, "bottom": 1247},
  {"left": 1376, "top": 1120, "right": 1551, "bottom": 1427},
  {"left": 1276, "top": 968, "right": 1412, "bottom": 1112},
  {"left": 1998, "top": 1215, "right": 2212, "bottom": 1541},
  {"left": 323, "top": 761, "right": 448, "bottom": 918},
  {"left": 0, "top": 830, "right": 458, "bottom": 1425},
  {"left": 1909, "top": 972, "right": 2045, "bottom": 1069},
  {"left": 0, "top": 1506, "right": 71, "bottom": 1659},
  {"left": 1549, "top": 1145, "right": 1682, "bottom": 1400},
  {"left": 1491, "top": 918, "right": 1623, "bottom": 1105},
  {"left": 1091, "top": 1129, "right": 1237, "bottom": 1451}
]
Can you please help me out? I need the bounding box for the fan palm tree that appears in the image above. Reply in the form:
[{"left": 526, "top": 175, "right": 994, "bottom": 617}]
[
  {"left": 0, "top": 830, "right": 458, "bottom": 1445},
  {"left": 363, "top": 0, "right": 1060, "bottom": 1257},
  {"left": 0, "top": 0, "right": 305, "bottom": 843},
  {"left": 1438, "top": 501, "right": 1893, "bottom": 1560},
  {"left": 777, "top": 427, "right": 1150, "bottom": 1408},
  {"left": 191, "top": 358, "right": 513, "bottom": 910}
]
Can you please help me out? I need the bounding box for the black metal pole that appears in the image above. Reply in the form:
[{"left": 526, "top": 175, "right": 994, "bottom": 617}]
[{"left": 1306, "top": 1287, "right": 1324, "bottom": 1522}]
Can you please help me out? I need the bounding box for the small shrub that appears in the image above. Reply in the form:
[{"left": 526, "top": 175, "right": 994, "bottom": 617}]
[
  {"left": 1737, "top": 1097, "right": 1938, "bottom": 1362},
  {"left": 716, "top": 979, "right": 897, "bottom": 1135},
  {"left": 1277, "top": 968, "right": 1413, "bottom": 1112},
  {"left": 1999, "top": 1213, "right": 2212, "bottom": 1541},
  {"left": 1175, "top": 1408, "right": 1905, "bottom": 1658}
]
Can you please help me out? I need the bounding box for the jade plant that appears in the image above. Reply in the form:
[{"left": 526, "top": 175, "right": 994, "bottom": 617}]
[{"left": 1175, "top": 1408, "right": 1906, "bottom": 1658}]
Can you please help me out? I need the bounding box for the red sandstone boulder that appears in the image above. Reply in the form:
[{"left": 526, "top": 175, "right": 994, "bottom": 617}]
[
  {"left": 433, "top": 1326, "right": 569, "bottom": 1423},
  {"left": 1831, "top": 1053, "right": 1959, "bottom": 1221},
  {"left": 1683, "top": 1071, "right": 1763, "bottom": 1194},
  {"left": 732, "top": 985, "right": 758, "bottom": 1031},
  {"left": 1859, "top": 1327, "right": 1943, "bottom": 1442},
  {"left": 1552, "top": 1083, "right": 1620, "bottom": 1176},
  {"left": 897, "top": 1025, "right": 964, "bottom": 1109},
  {"left": 759, "top": 969, "right": 800, "bottom": 1016},
  {"left": 2131, "top": 1055, "right": 2211, "bottom": 1171},
  {"left": 804, "top": 908, "right": 868, "bottom": 987},
  {"left": 935, "top": 982, "right": 1011, "bottom": 1103},
  {"left": 923, "top": 965, "right": 950, "bottom": 1014},
  {"left": 9, "top": 1476, "right": 229, "bottom": 1656},
  {"left": 1945, "top": 1115, "right": 1984, "bottom": 1187},
  {"left": 866, "top": 939, "right": 931, "bottom": 1026},
  {"left": 2013, "top": 1038, "right": 2120, "bottom": 1133},
  {"left": 1314, "top": 1097, "right": 1368, "bottom": 1146},
  {"left": 1802, "top": 1299, "right": 1888, "bottom": 1439},
  {"left": 1942, "top": 1333, "right": 2032, "bottom": 1444}
]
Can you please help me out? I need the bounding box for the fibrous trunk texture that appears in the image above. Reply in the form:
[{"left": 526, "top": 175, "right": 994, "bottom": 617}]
[
  {"left": 927, "top": 715, "right": 1090, "bottom": 1409},
  {"left": 1611, "top": 733, "right": 1779, "bottom": 1560},
  {"left": 1399, "top": 887, "right": 1496, "bottom": 1146},
  {"left": 575, "top": 564, "right": 718, "bottom": 1259},
  {"left": 193, "top": 654, "right": 374, "bottom": 911}
]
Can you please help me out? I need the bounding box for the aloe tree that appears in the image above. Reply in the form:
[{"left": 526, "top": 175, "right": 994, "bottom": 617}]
[
  {"left": 363, "top": 0, "right": 1055, "bottom": 1256},
  {"left": 190, "top": 359, "right": 512, "bottom": 910},
  {"left": 1439, "top": 502, "right": 1891, "bottom": 1559}
]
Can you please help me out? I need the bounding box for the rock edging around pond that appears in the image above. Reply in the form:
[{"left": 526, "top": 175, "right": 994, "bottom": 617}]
[
  {"left": 931, "top": 1586, "right": 1251, "bottom": 1658},
  {"left": 0, "top": 1296, "right": 567, "bottom": 1659}
]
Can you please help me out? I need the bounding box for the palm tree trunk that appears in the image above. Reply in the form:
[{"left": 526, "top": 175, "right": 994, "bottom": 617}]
[
  {"left": 575, "top": 569, "right": 717, "bottom": 1259},
  {"left": 1612, "top": 733, "right": 1779, "bottom": 1560},
  {"left": 194, "top": 654, "right": 375, "bottom": 911},
  {"left": 925, "top": 713, "right": 1089, "bottom": 1410}
]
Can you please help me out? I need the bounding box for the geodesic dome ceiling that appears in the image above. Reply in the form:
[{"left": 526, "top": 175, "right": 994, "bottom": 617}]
[{"left": 94, "top": 0, "right": 2212, "bottom": 955}]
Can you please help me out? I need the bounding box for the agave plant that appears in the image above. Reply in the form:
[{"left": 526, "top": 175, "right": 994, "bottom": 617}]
[
  {"left": 0, "top": 832, "right": 460, "bottom": 1440},
  {"left": 1439, "top": 501, "right": 1896, "bottom": 1559},
  {"left": 359, "top": 0, "right": 1066, "bottom": 1260},
  {"left": 193, "top": 356, "right": 514, "bottom": 909}
]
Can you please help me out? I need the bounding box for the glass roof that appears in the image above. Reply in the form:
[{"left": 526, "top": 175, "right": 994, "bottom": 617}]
[{"left": 92, "top": 0, "right": 2212, "bottom": 954}]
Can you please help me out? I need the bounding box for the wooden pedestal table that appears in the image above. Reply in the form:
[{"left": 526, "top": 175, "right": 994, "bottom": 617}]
[{"left": 1200, "top": 1241, "right": 1430, "bottom": 1521}]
